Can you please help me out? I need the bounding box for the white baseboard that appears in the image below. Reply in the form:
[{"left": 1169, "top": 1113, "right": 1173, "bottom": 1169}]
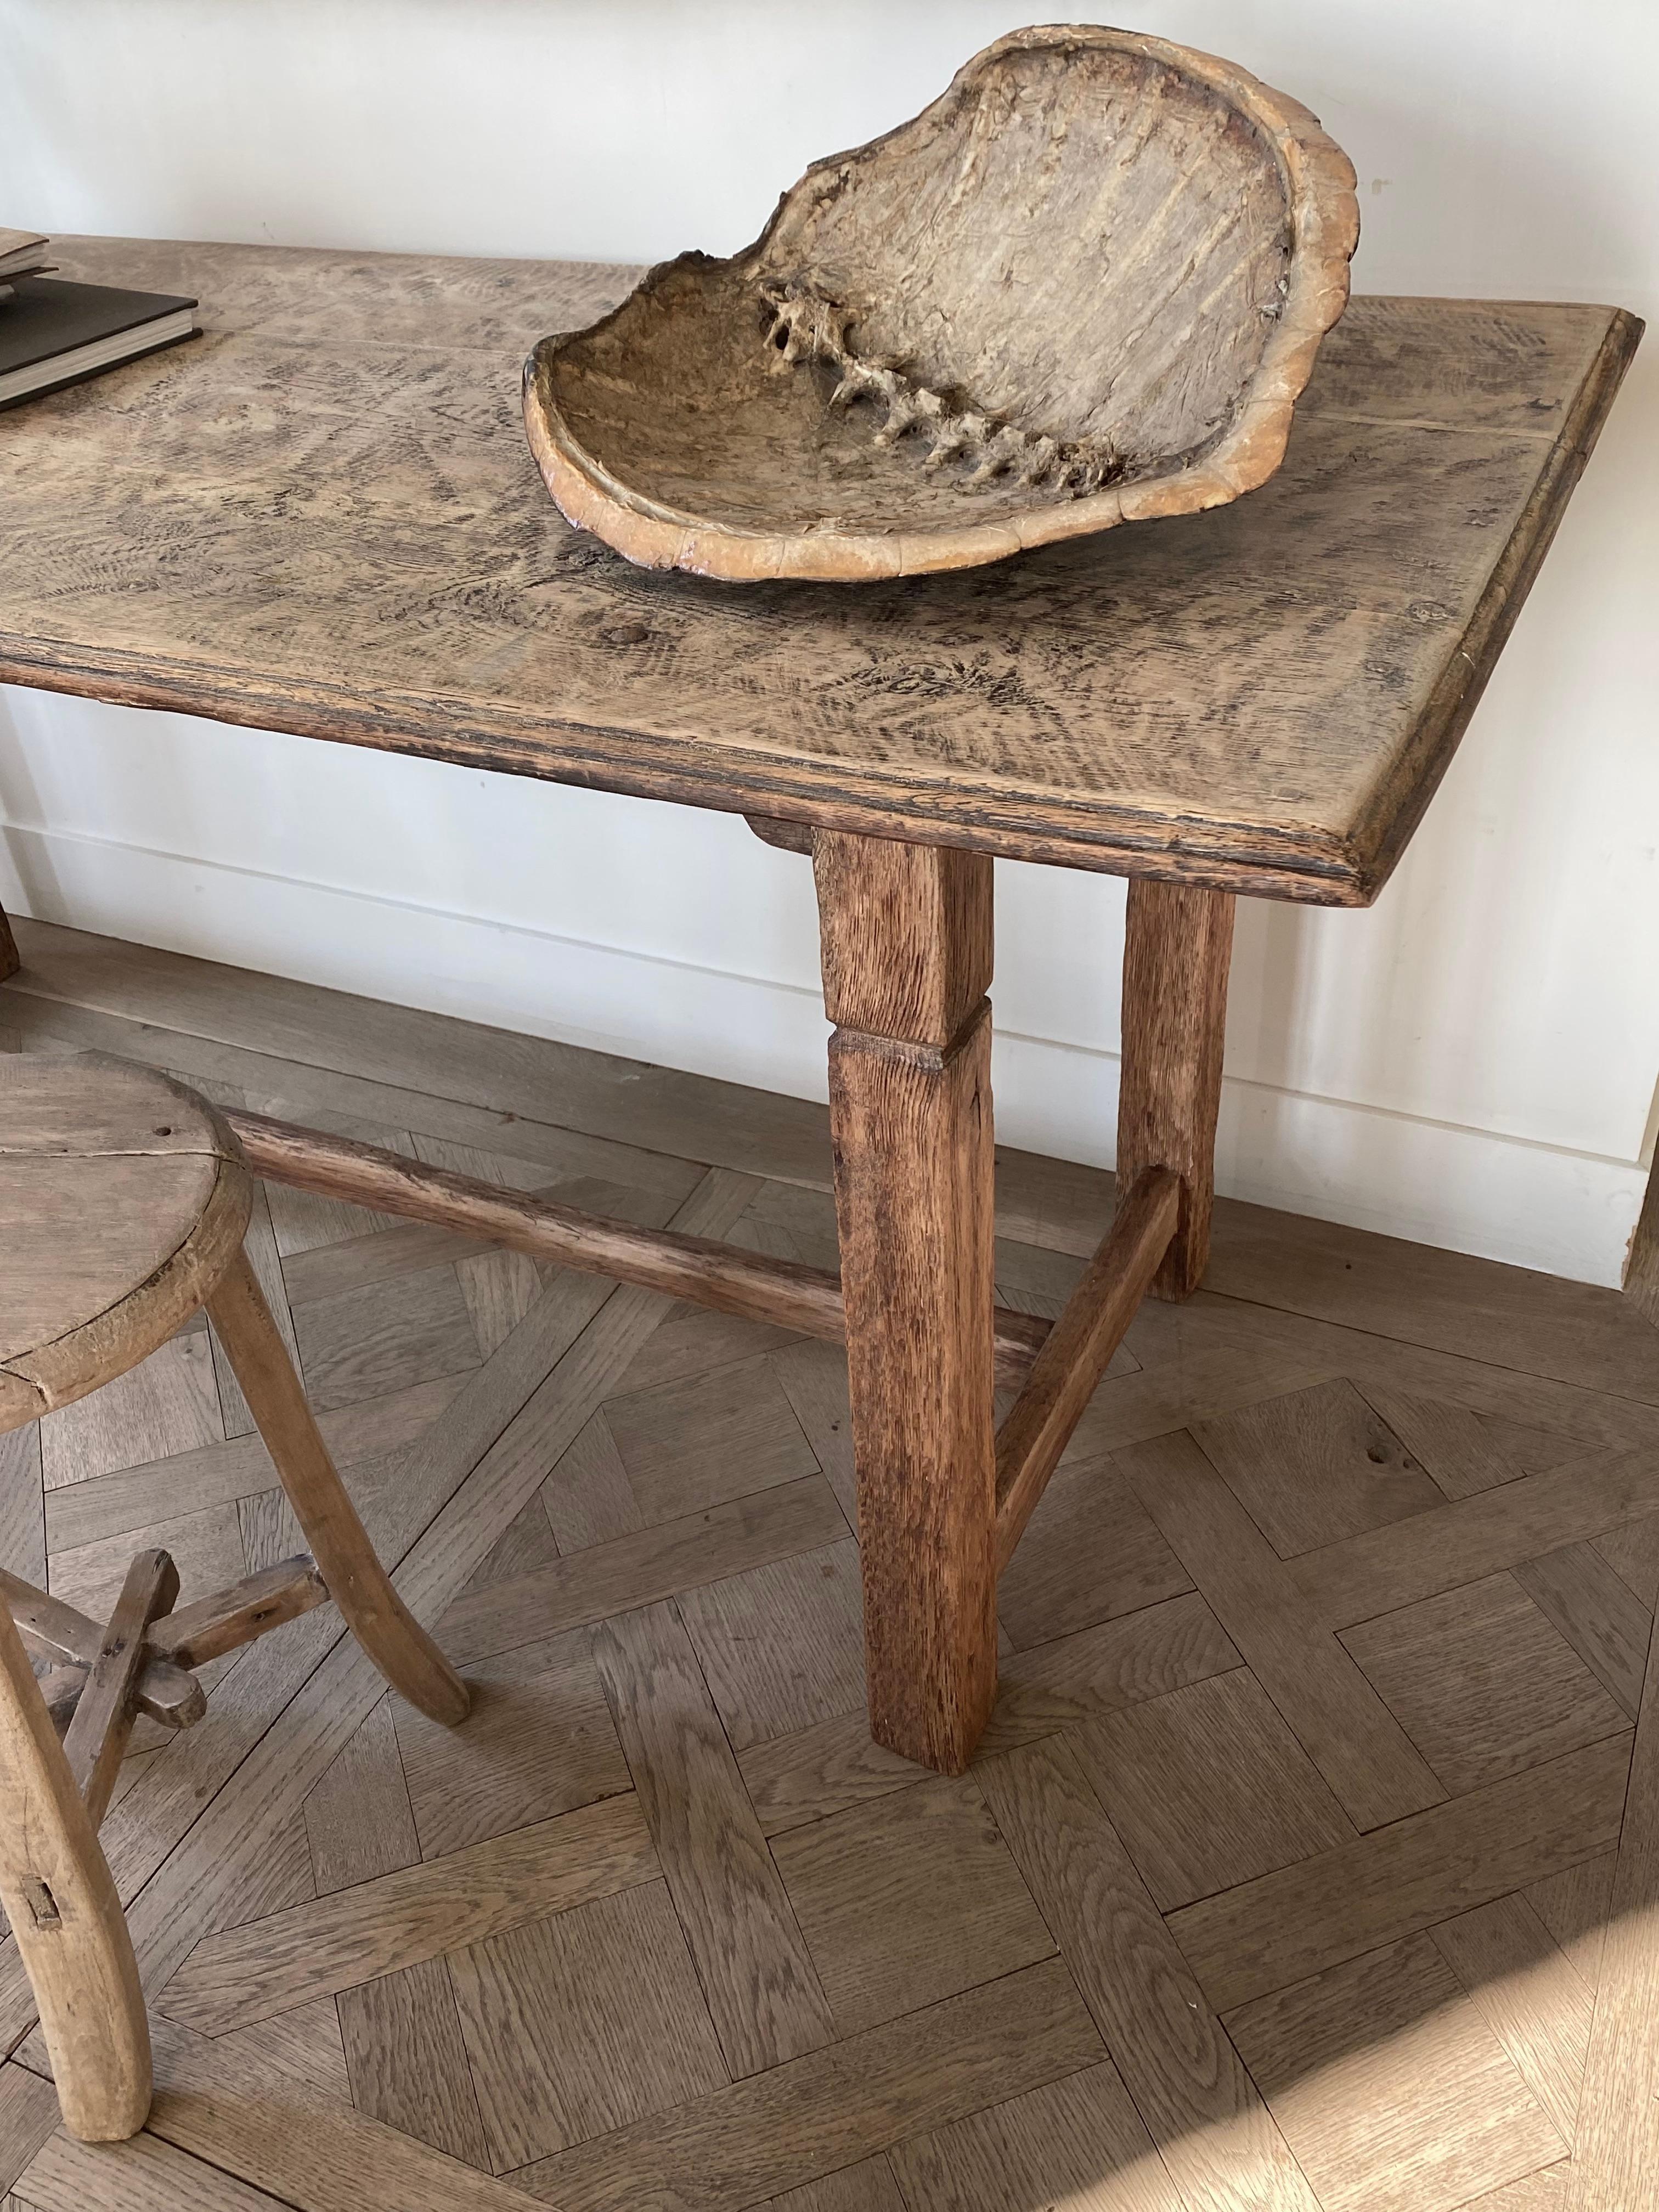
[{"left": 1, "top": 819, "right": 1642, "bottom": 1287}]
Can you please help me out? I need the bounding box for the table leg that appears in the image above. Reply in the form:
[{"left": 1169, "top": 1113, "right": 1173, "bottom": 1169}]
[
  {"left": 813, "top": 831, "right": 997, "bottom": 1775},
  {"left": 1, "top": 902, "right": 18, "bottom": 981},
  {"left": 1116, "top": 879, "right": 1236, "bottom": 1300}
]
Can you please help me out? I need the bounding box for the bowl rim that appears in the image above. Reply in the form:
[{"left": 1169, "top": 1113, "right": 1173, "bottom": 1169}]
[{"left": 522, "top": 22, "right": 1361, "bottom": 582}]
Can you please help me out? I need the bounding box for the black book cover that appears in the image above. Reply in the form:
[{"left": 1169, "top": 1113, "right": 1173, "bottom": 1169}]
[{"left": 0, "top": 274, "right": 198, "bottom": 381}]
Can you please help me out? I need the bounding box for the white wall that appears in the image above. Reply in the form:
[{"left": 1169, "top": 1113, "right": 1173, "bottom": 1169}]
[{"left": 3, "top": 1, "right": 1656, "bottom": 1284}]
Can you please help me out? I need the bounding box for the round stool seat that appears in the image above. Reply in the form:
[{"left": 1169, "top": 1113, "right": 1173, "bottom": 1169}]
[{"left": 0, "top": 1053, "right": 251, "bottom": 1428}]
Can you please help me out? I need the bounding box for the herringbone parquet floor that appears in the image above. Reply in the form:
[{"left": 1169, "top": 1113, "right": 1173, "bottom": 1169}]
[{"left": 4, "top": 917, "right": 1659, "bottom": 2211}]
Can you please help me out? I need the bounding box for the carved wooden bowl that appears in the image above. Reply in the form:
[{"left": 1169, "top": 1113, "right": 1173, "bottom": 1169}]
[{"left": 524, "top": 25, "right": 1359, "bottom": 582}]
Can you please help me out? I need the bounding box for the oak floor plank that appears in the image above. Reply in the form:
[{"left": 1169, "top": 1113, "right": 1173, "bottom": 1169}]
[
  {"left": 769, "top": 2158, "right": 907, "bottom": 2211},
  {"left": 274, "top": 1211, "right": 496, "bottom": 1305},
  {"left": 1113, "top": 1429, "right": 1445, "bottom": 1830},
  {"left": 1165, "top": 1733, "right": 1632, "bottom": 2013},
  {"left": 301, "top": 1695, "right": 421, "bottom": 1896},
  {"left": 456, "top": 1492, "right": 561, "bottom": 1596},
  {"left": 1063, "top": 1337, "right": 1340, "bottom": 1470},
  {"left": 1194, "top": 1375, "right": 1443, "bottom": 1556},
  {"left": 40, "top": 1372, "right": 468, "bottom": 1554},
  {"left": 992, "top": 1239, "right": 1138, "bottom": 1373},
  {"left": 1564, "top": 1559, "right": 1659, "bottom": 2210},
  {"left": 1291, "top": 1445, "right": 1659, "bottom": 1629},
  {"left": 1123, "top": 1291, "right": 1659, "bottom": 1466},
  {"left": 40, "top": 1325, "right": 223, "bottom": 1489},
  {"left": 603, "top": 1353, "right": 820, "bottom": 1522},
  {"left": 1513, "top": 1542, "right": 1652, "bottom": 1719},
  {"left": 337, "top": 1956, "right": 493, "bottom": 2170},
  {"left": 539, "top": 1408, "right": 645, "bottom": 1552},
  {"left": 438, "top": 1477, "right": 850, "bottom": 1665},
  {"left": 1591, "top": 1511, "right": 1659, "bottom": 1607},
  {"left": 1356, "top": 1380, "right": 1523, "bottom": 1499},
  {"left": 143, "top": 2013, "right": 545, "bottom": 2212},
  {"left": 1071, "top": 1668, "right": 1356, "bottom": 1910},
  {"left": 223, "top": 1806, "right": 317, "bottom": 1926},
  {"left": 1463, "top": 2172, "right": 1570, "bottom": 2212},
  {"left": 612, "top": 1301, "right": 807, "bottom": 1400},
  {"left": 289, "top": 1260, "right": 482, "bottom": 1414},
  {"left": 976, "top": 1735, "right": 1322, "bottom": 2212},
  {"left": 771, "top": 1339, "right": 857, "bottom": 1525},
  {"left": 731, "top": 1181, "right": 842, "bottom": 1276},
  {"left": 770, "top": 1775, "right": 1055, "bottom": 2036},
  {"left": 995, "top": 1459, "right": 1190, "bottom": 1651},
  {"left": 1430, "top": 1893, "right": 1593, "bottom": 2140},
  {"left": 211, "top": 1998, "right": 352, "bottom": 2108},
  {"left": 0, "top": 1430, "right": 43, "bottom": 1588},
  {"left": 676, "top": 1538, "right": 867, "bottom": 1751},
  {"left": 0, "top": 2067, "right": 58, "bottom": 2201},
  {"left": 1525, "top": 1854, "right": 1615, "bottom": 2000},
  {"left": 1478, "top": 1418, "right": 1589, "bottom": 1479},
  {"left": 508, "top": 1957, "right": 1104, "bottom": 2211},
  {"left": 887, "top": 2061, "right": 1182, "bottom": 2212},
  {"left": 449, "top": 1880, "right": 729, "bottom": 2168},
  {"left": 1340, "top": 1573, "right": 1629, "bottom": 1795},
  {"left": 155, "top": 1792, "right": 657, "bottom": 2035},
  {"left": 48, "top": 1497, "right": 247, "bottom": 1625},
  {"left": 18, "top": 2126, "right": 296, "bottom": 2211},
  {"left": 456, "top": 1245, "right": 548, "bottom": 1363},
  {"left": 1201, "top": 1195, "right": 1659, "bottom": 1409},
  {"left": 592, "top": 1600, "right": 836, "bottom": 2076},
  {"left": 393, "top": 1630, "right": 631, "bottom": 1858},
  {"left": 236, "top": 1483, "right": 305, "bottom": 1577},
  {"left": 1224, "top": 1933, "right": 1564, "bottom": 2212},
  {"left": 737, "top": 1590, "right": 1241, "bottom": 1837}
]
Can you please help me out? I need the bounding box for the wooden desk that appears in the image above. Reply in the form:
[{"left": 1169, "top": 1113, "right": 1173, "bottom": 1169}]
[{"left": 0, "top": 238, "right": 1639, "bottom": 1771}]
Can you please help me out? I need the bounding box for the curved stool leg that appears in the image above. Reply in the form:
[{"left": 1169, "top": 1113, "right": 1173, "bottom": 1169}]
[
  {"left": 205, "top": 1247, "right": 470, "bottom": 1726},
  {"left": 0, "top": 1605, "right": 150, "bottom": 2141}
]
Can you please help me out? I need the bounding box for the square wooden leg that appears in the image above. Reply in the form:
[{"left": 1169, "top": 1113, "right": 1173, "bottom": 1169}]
[
  {"left": 1, "top": 902, "right": 18, "bottom": 982},
  {"left": 1116, "top": 878, "right": 1236, "bottom": 1300},
  {"left": 814, "top": 831, "right": 997, "bottom": 1775}
]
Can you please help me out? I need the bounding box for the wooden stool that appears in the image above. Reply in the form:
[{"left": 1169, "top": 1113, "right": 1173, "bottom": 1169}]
[{"left": 0, "top": 1052, "right": 470, "bottom": 2142}]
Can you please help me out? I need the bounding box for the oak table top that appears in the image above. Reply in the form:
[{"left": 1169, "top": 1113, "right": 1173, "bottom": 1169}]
[{"left": 0, "top": 237, "right": 1639, "bottom": 903}]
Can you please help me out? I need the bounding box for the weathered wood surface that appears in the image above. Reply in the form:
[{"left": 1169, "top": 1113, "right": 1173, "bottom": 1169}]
[
  {"left": 816, "top": 833, "right": 998, "bottom": 1772},
  {"left": 0, "top": 1600, "right": 151, "bottom": 2141},
  {"left": 147, "top": 1555, "right": 330, "bottom": 1669},
  {"left": 1116, "top": 879, "right": 1237, "bottom": 1299},
  {"left": 0, "top": 240, "right": 1638, "bottom": 899},
  {"left": 526, "top": 26, "right": 1357, "bottom": 579},
  {"left": 226, "top": 1104, "right": 1050, "bottom": 1385},
  {"left": 0, "top": 1566, "right": 206, "bottom": 1729},
  {"left": 0, "top": 1053, "right": 251, "bottom": 1426},
  {"left": 60, "top": 1548, "right": 181, "bottom": 1829},
  {"left": 205, "top": 1245, "right": 471, "bottom": 1726}
]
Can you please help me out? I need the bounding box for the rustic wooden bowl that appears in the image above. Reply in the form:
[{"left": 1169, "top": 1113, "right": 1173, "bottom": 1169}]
[{"left": 524, "top": 25, "right": 1358, "bottom": 582}]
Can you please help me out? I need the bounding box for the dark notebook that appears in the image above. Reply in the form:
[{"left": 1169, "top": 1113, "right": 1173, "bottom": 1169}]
[{"left": 0, "top": 275, "right": 198, "bottom": 410}]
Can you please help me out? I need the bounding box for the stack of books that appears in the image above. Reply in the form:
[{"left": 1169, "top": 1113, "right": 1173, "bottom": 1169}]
[{"left": 1, "top": 227, "right": 198, "bottom": 410}]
